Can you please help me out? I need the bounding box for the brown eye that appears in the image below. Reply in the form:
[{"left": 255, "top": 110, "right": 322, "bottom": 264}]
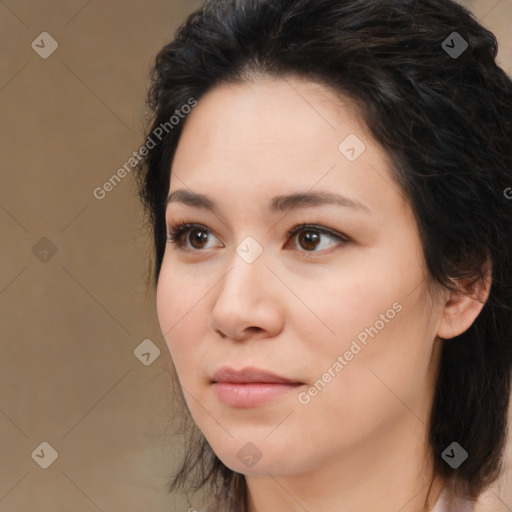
[
  {"left": 167, "top": 223, "right": 221, "bottom": 250},
  {"left": 167, "top": 222, "right": 349, "bottom": 254},
  {"left": 188, "top": 227, "right": 210, "bottom": 249},
  {"left": 298, "top": 230, "right": 321, "bottom": 250},
  {"left": 287, "top": 224, "right": 349, "bottom": 252}
]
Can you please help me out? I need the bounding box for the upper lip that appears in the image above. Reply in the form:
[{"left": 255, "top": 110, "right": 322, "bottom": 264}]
[{"left": 211, "top": 366, "right": 302, "bottom": 384}]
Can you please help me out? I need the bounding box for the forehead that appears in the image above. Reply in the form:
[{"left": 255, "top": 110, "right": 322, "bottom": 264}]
[
  {"left": 169, "top": 76, "right": 406, "bottom": 219},
  {"left": 174, "top": 75, "right": 366, "bottom": 162}
]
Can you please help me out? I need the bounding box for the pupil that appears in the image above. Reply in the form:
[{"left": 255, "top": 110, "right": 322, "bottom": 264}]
[
  {"left": 191, "top": 229, "right": 208, "bottom": 248},
  {"left": 300, "top": 231, "right": 319, "bottom": 250}
]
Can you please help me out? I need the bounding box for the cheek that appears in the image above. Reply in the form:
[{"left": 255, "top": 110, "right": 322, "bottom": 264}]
[
  {"left": 295, "top": 257, "right": 397, "bottom": 348},
  {"left": 331, "top": 294, "right": 434, "bottom": 416},
  {"left": 293, "top": 299, "right": 435, "bottom": 458},
  {"left": 156, "top": 265, "right": 214, "bottom": 379},
  {"left": 303, "top": 253, "right": 435, "bottom": 412}
]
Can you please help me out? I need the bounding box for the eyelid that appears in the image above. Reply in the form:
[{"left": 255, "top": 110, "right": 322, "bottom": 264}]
[{"left": 286, "top": 223, "right": 350, "bottom": 243}]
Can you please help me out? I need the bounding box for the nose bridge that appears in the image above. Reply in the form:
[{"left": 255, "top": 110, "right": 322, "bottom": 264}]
[
  {"left": 217, "top": 244, "right": 268, "bottom": 307},
  {"left": 209, "top": 242, "right": 283, "bottom": 338}
]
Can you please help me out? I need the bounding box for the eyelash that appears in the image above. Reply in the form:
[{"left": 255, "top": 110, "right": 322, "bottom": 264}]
[{"left": 166, "top": 221, "right": 350, "bottom": 253}]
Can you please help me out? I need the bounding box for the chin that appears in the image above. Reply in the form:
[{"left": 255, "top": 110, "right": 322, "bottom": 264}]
[{"left": 210, "top": 440, "right": 305, "bottom": 477}]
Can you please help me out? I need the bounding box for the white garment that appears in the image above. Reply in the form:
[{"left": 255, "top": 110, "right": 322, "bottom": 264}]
[{"left": 431, "top": 487, "right": 475, "bottom": 512}]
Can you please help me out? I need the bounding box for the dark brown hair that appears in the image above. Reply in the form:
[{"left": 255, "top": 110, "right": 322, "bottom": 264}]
[{"left": 134, "top": 0, "right": 512, "bottom": 510}]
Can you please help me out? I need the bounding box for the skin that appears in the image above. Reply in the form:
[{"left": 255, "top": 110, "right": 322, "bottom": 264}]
[{"left": 156, "top": 75, "right": 489, "bottom": 512}]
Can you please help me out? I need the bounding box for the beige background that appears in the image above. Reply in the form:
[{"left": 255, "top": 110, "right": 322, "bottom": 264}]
[{"left": 1, "top": 1, "right": 511, "bottom": 511}]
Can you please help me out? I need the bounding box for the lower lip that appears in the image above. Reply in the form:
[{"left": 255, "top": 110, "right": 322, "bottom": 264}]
[{"left": 212, "top": 382, "right": 302, "bottom": 407}]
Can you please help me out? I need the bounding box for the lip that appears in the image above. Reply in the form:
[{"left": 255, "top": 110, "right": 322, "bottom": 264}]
[
  {"left": 210, "top": 366, "right": 303, "bottom": 408},
  {"left": 211, "top": 366, "right": 302, "bottom": 385}
]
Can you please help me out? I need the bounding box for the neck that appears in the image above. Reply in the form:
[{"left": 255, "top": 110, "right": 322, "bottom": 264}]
[{"left": 245, "top": 413, "right": 446, "bottom": 512}]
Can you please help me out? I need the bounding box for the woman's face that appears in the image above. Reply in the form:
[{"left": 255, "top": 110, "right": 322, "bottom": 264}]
[{"left": 156, "top": 76, "right": 446, "bottom": 479}]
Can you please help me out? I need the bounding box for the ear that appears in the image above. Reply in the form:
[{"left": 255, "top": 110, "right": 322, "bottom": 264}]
[{"left": 437, "top": 260, "right": 492, "bottom": 340}]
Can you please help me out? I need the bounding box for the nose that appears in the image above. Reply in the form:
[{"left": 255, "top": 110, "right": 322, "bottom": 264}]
[{"left": 208, "top": 251, "right": 284, "bottom": 341}]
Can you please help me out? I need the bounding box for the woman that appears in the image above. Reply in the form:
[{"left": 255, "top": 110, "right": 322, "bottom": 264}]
[{"left": 135, "top": 0, "right": 512, "bottom": 510}]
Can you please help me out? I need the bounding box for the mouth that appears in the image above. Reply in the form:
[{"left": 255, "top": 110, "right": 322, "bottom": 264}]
[{"left": 210, "top": 366, "right": 304, "bottom": 407}]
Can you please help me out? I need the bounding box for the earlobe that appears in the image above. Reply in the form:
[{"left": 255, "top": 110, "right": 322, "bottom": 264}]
[{"left": 437, "top": 262, "right": 492, "bottom": 340}]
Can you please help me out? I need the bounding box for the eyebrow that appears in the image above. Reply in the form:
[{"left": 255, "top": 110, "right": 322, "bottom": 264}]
[{"left": 166, "top": 189, "right": 371, "bottom": 215}]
